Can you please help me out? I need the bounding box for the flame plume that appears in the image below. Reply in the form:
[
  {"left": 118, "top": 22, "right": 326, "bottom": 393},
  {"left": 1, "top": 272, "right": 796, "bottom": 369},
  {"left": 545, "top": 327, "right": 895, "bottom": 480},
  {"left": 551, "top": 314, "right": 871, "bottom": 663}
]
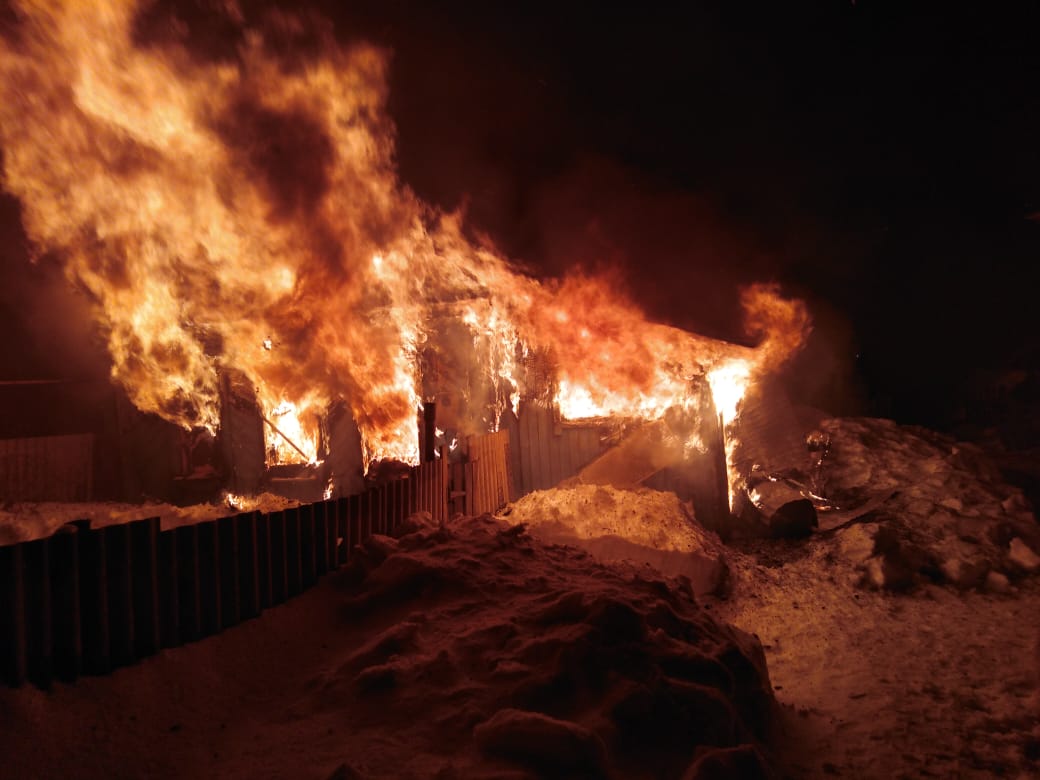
[{"left": 0, "top": 1, "right": 809, "bottom": 481}]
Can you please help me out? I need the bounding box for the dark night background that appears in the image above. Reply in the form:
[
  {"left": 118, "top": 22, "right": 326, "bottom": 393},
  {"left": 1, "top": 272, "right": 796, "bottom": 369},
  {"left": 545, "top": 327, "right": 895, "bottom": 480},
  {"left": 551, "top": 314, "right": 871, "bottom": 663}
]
[{"left": 3, "top": 1, "right": 1040, "bottom": 440}]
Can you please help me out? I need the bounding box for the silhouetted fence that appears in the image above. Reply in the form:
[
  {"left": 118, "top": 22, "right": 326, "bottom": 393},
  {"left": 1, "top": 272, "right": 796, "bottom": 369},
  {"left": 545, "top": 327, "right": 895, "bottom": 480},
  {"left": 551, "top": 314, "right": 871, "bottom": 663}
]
[{"left": 1, "top": 454, "right": 451, "bottom": 690}]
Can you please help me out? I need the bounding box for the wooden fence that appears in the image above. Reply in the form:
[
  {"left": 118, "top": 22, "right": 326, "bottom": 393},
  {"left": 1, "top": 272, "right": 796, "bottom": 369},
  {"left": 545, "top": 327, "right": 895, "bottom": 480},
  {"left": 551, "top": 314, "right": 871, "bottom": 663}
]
[
  {"left": 462, "top": 430, "right": 512, "bottom": 515},
  {"left": 0, "top": 454, "right": 449, "bottom": 690},
  {"left": 0, "top": 434, "right": 94, "bottom": 502}
]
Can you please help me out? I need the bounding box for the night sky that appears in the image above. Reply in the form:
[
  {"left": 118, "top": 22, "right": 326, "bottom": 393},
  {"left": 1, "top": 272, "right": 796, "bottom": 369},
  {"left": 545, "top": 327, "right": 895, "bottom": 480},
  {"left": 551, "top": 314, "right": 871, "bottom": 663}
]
[{"left": 3, "top": 1, "right": 1040, "bottom": 433}]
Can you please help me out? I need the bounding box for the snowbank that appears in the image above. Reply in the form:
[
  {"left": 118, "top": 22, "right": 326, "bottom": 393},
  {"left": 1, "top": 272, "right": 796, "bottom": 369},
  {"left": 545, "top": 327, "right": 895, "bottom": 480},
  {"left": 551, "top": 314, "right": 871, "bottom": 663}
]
[
  {"left": 817, "top": 417, "right": 1040, "bottom": 590},
  {"left": 0, "top": 492, "right": 300, "bottom": 546},
  {"left": 499, "top": 484, "right": 729, "bottom": 596}
]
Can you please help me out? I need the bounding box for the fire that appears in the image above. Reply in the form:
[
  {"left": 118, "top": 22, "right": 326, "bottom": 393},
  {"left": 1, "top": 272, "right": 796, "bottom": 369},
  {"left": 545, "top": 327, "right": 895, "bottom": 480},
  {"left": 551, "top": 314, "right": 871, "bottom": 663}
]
[{"left": 0, "top": 1, "right": 810, "bottom": 499}]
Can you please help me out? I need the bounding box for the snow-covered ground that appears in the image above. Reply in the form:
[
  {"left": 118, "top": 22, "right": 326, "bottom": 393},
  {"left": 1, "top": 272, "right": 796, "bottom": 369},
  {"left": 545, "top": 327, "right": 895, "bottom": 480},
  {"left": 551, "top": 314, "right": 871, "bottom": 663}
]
[
  {"left": 0, "top": 512, "right": 776, "bottom": 779},
  {"left": 1, "top": 415, "right": 1039, "bottom": 778}
]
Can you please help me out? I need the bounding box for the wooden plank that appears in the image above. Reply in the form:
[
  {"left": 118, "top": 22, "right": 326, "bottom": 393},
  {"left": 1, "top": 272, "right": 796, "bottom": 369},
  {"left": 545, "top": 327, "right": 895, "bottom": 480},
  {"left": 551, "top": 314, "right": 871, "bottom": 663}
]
[
  {"left": 217, "top": 516, "right": 240, "bottom": 629},
  {"left": 236, "top": 512, "right": 260, "bottom": 620},
  {"left": 535, "top": 404, "right": 550, "bottom": 491},
  {"left": 79, "top": 522, "right": 111, "bottom": 671},
  {"left": 482, "top": 437, "right": 492, "bottom": 512},
  {"left": 268, "top": 511, "right": 287, "bottom": 605},
  {"left": 157, "top": 528, "right": 179, "bottom": 649},
  {"left": 0, "top": 542, "right": 27, "bottom": 686},
  {"left": 406, "top": 470, "right": 416, "bottom": 516},
  {"left": 519, "top": 405, "right": 533, "bottom": 497},
  {"left": 310, "top": 502, "right": 326, "bottom": 577},
  {"left": 367, "top": 488, "right": 378, "bottom": 538},
  {"left": 560, "top": 429, "right": 576, "bottom": 483},
  {"left": 284, "top": 508, "right": 302, "bottom": 598},
  {"left": 255, "top": 511, "right": 273, "bottom": 610},
  {"left": 300, "top": 504, "right": 317, "bottom": 588},
  {"left": 129, "top": 517, "right": 160, "bottom": 659},
  {"left": 50, "top": 525, "right": 81, "bottom": 683},
  {"left": 378, "top": 484, "right": 388, "bottom": 535},
  {"left": 550, "top": 411, "right": 565, "bottom": 487},
  {"left": 102, "top": 524, "right": 134, "bottom": 667},
  {"left": 329, "top": 499, "right": 341, "bottom": 566},
  {"left": 319, "top": 500, "right": 335, "bottom": 573},
  {"left": 175, "top": 525, "right": 201, "bottom": 643},
  {"left": 496, "top": 431, "right": 509, "bottom": 508},
  {"left": 346, "top": 493, "right": 361, "bottom": 563},
  {"left": 0, "top": 434, "right": 94, "bottom": 502},
  {"left": 196, "top": 521, "right": 221, "bottom": 637},
  {"left": 23, "top": 537, "right": 52, "bottom": 689}
]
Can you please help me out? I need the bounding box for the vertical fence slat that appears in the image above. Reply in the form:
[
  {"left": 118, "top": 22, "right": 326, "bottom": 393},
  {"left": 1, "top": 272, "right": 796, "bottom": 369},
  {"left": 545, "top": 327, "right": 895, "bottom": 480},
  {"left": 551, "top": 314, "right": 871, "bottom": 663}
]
[
  {"left": 157, "top": 528, "right": 179, "bottom": 648},
  {"left": 339, "top": 501, "right": 351, "bottom": 569},
  {"left": 77, "top": 526, "right": 108, "bottom": 671},
  {"left": 323, "top": 500, "right": 337, "bottom": 572},
  {"left": 102, "top": 524, "right": 134, "bottom": 668},
  {"left": 0, "top": 542, "right": 26, "bottom": 686},
  {"left": 256, "top": 510, "right": 273, "bottom": 610},
  {"left": 383, "top": 486, "right": 391, "bottom": 533},
  {"left": 300, "top": 504, "right": 317, "bottom": 588},
  {"left": 22, "top": 538, "right": 51, "bottom": 689},
  {"left": 269, "top": 511, "right": 287, "bottom": 606},
  {"left": 218, "top": 516, "right": 240, "bottom": 629},
  {"left": 129, "top": 517, "right": 160, "bottom": 659},
  {"left": 236, "top": 513, "right": 260, "bottom": 620},
  {"left": 4, "top": 432, "right": 530, "bottom": 691},
  {"left": 175, "top": 525, "right": 201, "bottom": 643},
  {"left": 284, "top": 508, "right": 302, "bottom": 599},
  {"left": 50, "top": 525, "right": 81, "bottom": 683},
  {"left": 349, "top": 494, "right": 362, "bottom": 561},
  {"left": 197, "top": 521, "right": 221, "bottom": 637}
]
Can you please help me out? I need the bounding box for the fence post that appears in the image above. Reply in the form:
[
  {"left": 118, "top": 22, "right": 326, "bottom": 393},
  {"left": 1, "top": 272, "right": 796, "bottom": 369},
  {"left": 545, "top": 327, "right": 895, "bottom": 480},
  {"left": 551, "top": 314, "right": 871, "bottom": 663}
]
[
  {"left": 0, "top": 542, "right": 26, "bottom": 686},
  {"left": 129, "top": 517, "right": 160, "bottom": 659},
  {"left": 50, "top": 524, "right": 81, "bottom": 683}
]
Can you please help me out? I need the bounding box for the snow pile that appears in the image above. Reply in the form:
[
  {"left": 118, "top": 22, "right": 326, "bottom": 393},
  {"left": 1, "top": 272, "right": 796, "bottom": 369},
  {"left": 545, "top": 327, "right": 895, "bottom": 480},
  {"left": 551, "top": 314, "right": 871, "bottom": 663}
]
[
  {"left": 500, "top": 484, "right": 729, "bottom": 596},
  {"left": 817, "top": 417, "right": 1040, "bottom": 590},
  {"left": 0, "top": 492, "right": 300, "bottom": 546},
  {"left": 319, "top": 512, "right": 777, "bottom": 778}
]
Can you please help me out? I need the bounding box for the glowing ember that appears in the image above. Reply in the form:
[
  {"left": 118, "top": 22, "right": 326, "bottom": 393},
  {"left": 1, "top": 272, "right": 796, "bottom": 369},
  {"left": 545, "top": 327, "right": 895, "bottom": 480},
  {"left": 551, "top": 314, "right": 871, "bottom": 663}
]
[{"left": 0, "top": 1, "right": 810, "bottom": 501}]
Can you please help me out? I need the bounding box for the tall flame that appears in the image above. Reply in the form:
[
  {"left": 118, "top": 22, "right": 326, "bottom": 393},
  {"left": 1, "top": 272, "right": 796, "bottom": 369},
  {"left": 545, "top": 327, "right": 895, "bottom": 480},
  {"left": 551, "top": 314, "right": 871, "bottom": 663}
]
[{"left": 0, "top": 1, "right": 809, "bottom": 481}]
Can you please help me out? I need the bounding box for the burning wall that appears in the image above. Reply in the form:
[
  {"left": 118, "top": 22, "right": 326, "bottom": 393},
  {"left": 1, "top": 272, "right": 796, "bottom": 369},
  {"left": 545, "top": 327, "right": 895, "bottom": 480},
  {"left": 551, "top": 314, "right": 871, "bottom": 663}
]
[{"left": 0, "top": 0, "right": 810, "bottom": 502}]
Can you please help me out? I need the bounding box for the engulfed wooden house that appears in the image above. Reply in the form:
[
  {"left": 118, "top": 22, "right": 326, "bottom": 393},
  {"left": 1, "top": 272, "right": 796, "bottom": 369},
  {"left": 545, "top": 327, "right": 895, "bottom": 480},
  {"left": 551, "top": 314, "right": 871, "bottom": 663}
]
[{"left": 2, "top": 338, "right": 762, "bottom": 526}]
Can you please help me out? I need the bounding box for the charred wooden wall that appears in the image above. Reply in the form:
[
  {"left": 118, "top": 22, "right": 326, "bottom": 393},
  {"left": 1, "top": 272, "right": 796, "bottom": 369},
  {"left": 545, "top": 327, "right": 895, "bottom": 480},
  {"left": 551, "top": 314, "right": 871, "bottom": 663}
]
[
  {"left": 0, "top": 434, "right": 94, "bottom": 502},
  {"left": 511, "top": 401, "right": 607, "bottom": 496}
]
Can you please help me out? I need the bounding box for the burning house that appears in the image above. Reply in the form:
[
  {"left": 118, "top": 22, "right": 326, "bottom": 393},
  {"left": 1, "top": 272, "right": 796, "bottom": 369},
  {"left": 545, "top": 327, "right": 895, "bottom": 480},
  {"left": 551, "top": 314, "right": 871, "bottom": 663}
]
[
  {"left": 0, "top": 0, "right": 811, "bottom": 517},
  {"left": 2, "top": 3, "right": 1039, "bottom": 779}
]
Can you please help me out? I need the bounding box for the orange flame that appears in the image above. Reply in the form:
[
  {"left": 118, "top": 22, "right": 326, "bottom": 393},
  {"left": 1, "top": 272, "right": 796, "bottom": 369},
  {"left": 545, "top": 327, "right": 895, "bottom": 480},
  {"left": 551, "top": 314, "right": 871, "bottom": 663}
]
[{"left": 0, "top": 1, "right": 810, "bottom": 489}]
